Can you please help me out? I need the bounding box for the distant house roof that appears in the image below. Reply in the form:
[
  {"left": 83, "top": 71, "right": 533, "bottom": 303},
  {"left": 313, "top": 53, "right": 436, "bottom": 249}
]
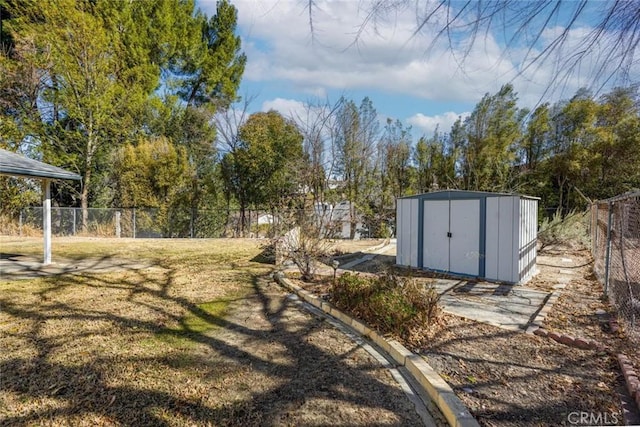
[
  {"left": 330, "top": 201, "right": 354, "bottom": 222},
  {"left": 0, "top": 148, "right": 81, "bottom": 181},
  {"left": 257, "top": 213, "right": 274, "bottom": 225}
]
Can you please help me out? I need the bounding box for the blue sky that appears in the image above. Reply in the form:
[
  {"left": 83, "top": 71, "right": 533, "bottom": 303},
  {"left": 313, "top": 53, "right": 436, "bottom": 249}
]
[{"left": 197, "top": 0, "right": 634, "bottom": 138}]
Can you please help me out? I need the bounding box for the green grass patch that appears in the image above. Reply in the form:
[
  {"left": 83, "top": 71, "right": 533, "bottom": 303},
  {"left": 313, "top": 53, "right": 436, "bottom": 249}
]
[
  {"left": 153, "top": 297, "right": 237, "bottom": 349},
  {"left": 183, "top": 300, "right": 230, "bottom": 333}
]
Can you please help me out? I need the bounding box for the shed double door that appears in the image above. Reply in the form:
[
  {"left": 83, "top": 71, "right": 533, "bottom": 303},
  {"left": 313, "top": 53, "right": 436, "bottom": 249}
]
[{"left": 423, "top": 199, "right": 480, "bottom": 276}]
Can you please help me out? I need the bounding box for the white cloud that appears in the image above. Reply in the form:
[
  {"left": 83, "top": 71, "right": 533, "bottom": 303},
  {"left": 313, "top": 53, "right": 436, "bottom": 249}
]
[
  {"left": 201, "top": 1, "right": 639, "bottom": 111},
  {"left": 302, "top": 86, "right": 328, "bottom": 98},
  {"left": 261, "top": 98, "right": 307, "bottom": 120},
  {"left": 407, "top": 111, "right": 470, "bottom": 136},
  {"left": 223, "top": 0, "right": 518, "bottom": 103}
]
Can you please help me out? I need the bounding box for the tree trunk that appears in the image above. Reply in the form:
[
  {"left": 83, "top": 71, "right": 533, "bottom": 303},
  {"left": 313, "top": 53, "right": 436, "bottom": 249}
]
[
  {"left": 239, "top": 203, "right": 247, "bottom": 237},
  {"left": 349, "top": 202, "right": 357, "bottom": 239},
  {"left": 81, "top": 122, "right": 96, "bottom": 233},
  {"left": 191, "top": 177, "right": 199, "bottom": 238},
  {"left": 81, "top": 162, "right": 91, "bottom": 233},
  {"left": 557, "top": 176, "right": 568, "bottom": 217}
]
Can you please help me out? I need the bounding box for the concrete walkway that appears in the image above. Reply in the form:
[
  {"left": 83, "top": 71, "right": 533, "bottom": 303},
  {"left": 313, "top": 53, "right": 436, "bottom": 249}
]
[
  {"left": 338, "top": 239, "right": 397, "bottom": 270},
  {"left": 0, "top": 254, "right": 158, "bottom": 280},
  {"left": 430, "top": 279, "right": 550, "bottom": 331},
  {"left": 336, "top": 241, "right": 553, "bottom": 332}
]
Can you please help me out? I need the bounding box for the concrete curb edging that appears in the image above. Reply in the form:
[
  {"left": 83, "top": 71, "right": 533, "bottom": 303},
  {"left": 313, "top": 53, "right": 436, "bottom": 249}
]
[
  {"left": 609, "top": 317, "right": 620, "bottom": 334},
  {"left": 532, "top": 327, "right": 608, "bottom": 352},
  {"left": 618, "top": 354, "right": 640, "bottom": 410},
  {"left": 273, "top": 272, "right": 479, "bottom": 427}
]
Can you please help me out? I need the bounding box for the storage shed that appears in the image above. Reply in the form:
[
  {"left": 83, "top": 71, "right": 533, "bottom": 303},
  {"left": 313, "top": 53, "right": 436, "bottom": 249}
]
[{"left": 396, "top": 190, "right": 538, "bottom": 284}]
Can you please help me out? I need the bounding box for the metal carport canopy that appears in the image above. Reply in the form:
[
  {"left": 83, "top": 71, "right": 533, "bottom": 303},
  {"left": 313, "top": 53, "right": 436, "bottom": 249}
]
[{"left": 0, "top": 148, "right": 81, "bottom": 264}]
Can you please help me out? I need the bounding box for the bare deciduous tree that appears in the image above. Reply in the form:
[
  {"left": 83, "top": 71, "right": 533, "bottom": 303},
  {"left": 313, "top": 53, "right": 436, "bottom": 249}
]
[
  {"left": 273, "top": 203, "right": 342, "bottom": 280},
  {"left": 292, "top": 97, "right": 344, "bottom": 208}
]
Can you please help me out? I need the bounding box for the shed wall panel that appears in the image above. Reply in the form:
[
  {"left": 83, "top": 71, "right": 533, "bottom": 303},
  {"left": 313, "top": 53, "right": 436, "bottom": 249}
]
[
  {"left": 519, "top": 199, "right": 526, "bottom": 279},
  {"left": 518, "top": 198, "right": 538, "bottom": 282},
  {"left": 409, "top": 199, "right": 419, "bottom": 267},
  {"left": 396, "top": 199, "right": 419, "bottom": 267},
  {"left": 423, "top": 200, "right": 450, "bottom": 271},
  {"left": 509, "top": 196, "right": 520, "bottom": 283},
  {"left": 485, "top": 196, "right": 519, "bottom": 282},
  {"left": 396, "top": 200, "right": 408, "bottom": 266},
  {"left": 485, "top": 198, "right": 500, "bottom": 280},
  {"left": 449, "top": 199, "right": 480, "bottom": 276}
]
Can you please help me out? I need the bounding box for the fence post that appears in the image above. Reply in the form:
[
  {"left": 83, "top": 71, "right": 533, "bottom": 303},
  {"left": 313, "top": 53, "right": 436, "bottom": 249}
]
[
  {"left": 72, "top": 208, "right": 77, "bottom": 236},
  {"left": 19, "top": 209, "right": 23, "bottom": 236},
  {"left": 604, "top": 202, "right": 613, "bottom": 295},
  {"left": 115, "top": 211, "right": 121, "bottom": 238},
  {"left": 190, "top": 208, "right": 194, "bottom": 239},
  {"left": 133, "top": 208, "right": 136, "bottom": 239}
]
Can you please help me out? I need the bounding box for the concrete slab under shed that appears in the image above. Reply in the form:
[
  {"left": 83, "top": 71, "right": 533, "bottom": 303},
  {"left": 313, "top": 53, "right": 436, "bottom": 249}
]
[{"left": 428, "top": 279, "right": 551, "bottom": 331}]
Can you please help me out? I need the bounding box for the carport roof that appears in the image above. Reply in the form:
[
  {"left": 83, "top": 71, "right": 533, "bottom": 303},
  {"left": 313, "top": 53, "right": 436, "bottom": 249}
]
[{"left": 0, "top": 148, "right": 81, "bottom": 181}]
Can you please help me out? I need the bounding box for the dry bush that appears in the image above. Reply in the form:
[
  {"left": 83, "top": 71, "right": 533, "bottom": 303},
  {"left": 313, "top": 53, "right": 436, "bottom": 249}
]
[
  {"left": 0, "top": 214, "right": 42, "bottom": 236},
  {"left": 538, "top": 210, "right": 590, "bottom": 250},
  {"left": 331, "top": 272, "right": 441, "bottom": 347},
  {"left": 275, "top": 211, "right": 333, "bottom": 280},
  {"left": 79, "top": 221, "right": 117, "bottom": 237}
]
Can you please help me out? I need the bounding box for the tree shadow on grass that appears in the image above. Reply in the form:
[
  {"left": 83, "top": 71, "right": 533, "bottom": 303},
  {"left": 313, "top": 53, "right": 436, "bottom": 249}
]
[{"left": 0, "top": 256, "right": 425, "bottom": 426}]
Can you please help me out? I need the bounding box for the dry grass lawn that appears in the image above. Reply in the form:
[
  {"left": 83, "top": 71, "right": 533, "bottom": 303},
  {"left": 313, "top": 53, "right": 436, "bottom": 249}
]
[
  {"left": 0, "top": 236, "right": 424, "bottom": 426},
  {"left": 1, "top": 238, "right": 270, "bottom": 426}
]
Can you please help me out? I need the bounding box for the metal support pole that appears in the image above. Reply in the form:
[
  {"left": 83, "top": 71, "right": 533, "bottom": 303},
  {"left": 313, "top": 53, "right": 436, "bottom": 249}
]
[
  {"left": 133, "top": 208, "right": 136, "bottom": 239},
  {"left": 43, "top": 180, "right": 52, "bottom": 265},
  {"left": 19, "top": 209, "right": 23, "bottom": 236},
  {"left": 604, "top": 202, "right": 613, "bottom": 295}
]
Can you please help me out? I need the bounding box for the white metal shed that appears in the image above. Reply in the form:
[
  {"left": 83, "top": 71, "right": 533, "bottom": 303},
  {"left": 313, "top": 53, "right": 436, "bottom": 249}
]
[{"left": 396, "top": 190, "right": 538, "bottom": 284}]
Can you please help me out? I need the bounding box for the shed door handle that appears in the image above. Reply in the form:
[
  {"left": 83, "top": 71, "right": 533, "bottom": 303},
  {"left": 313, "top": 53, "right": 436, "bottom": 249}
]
[{"left": 447, "top": 232, "right": 452, "bottom": 238}]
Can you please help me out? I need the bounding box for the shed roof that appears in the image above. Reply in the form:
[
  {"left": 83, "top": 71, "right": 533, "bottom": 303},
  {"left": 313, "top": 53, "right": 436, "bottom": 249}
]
[
  {"left": 398, "top": 189, "right": 539, "bottom": 201},
  {"left": 0, "top": 148, "right": 81, "bottom": 181}
]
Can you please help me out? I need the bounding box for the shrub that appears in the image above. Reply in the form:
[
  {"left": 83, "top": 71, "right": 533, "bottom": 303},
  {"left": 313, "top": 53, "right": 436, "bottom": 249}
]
[
  {"left": 0, "top": 214, "right": 42, "bottom": 236},
  {"left": 275, "top": 213, "right": 333, "bottom": 280},
  {"left": 538, "top": 210, "right": 590, "bottom": 250},
  {"left": 331, "top": 272, "right": 441, "bottom": 346}
]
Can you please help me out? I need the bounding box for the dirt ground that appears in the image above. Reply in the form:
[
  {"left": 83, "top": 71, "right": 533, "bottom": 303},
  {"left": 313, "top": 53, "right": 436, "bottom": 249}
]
[
  {"left": 422, "top": 245, "right": 637, "bottom": 426},
  {"left": 295, "top": 243, "right": 636, "bottom": 426}
]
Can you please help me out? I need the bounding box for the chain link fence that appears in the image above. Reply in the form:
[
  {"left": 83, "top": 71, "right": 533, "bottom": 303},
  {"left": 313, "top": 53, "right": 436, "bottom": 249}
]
[
  {"left": 14, "top": 206, "right": 394, "bottom": 239},
  {"left": 18, "top": 207, "right": 263, "bottom": 238},
  {"left": 591, "top": 191, "right": 640, "bottom": 343}
]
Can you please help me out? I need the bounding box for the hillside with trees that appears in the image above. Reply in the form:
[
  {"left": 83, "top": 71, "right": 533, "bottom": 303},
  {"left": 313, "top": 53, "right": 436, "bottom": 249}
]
[{"left": 1, "top": 1, "right": 639, "bottom": 238}]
